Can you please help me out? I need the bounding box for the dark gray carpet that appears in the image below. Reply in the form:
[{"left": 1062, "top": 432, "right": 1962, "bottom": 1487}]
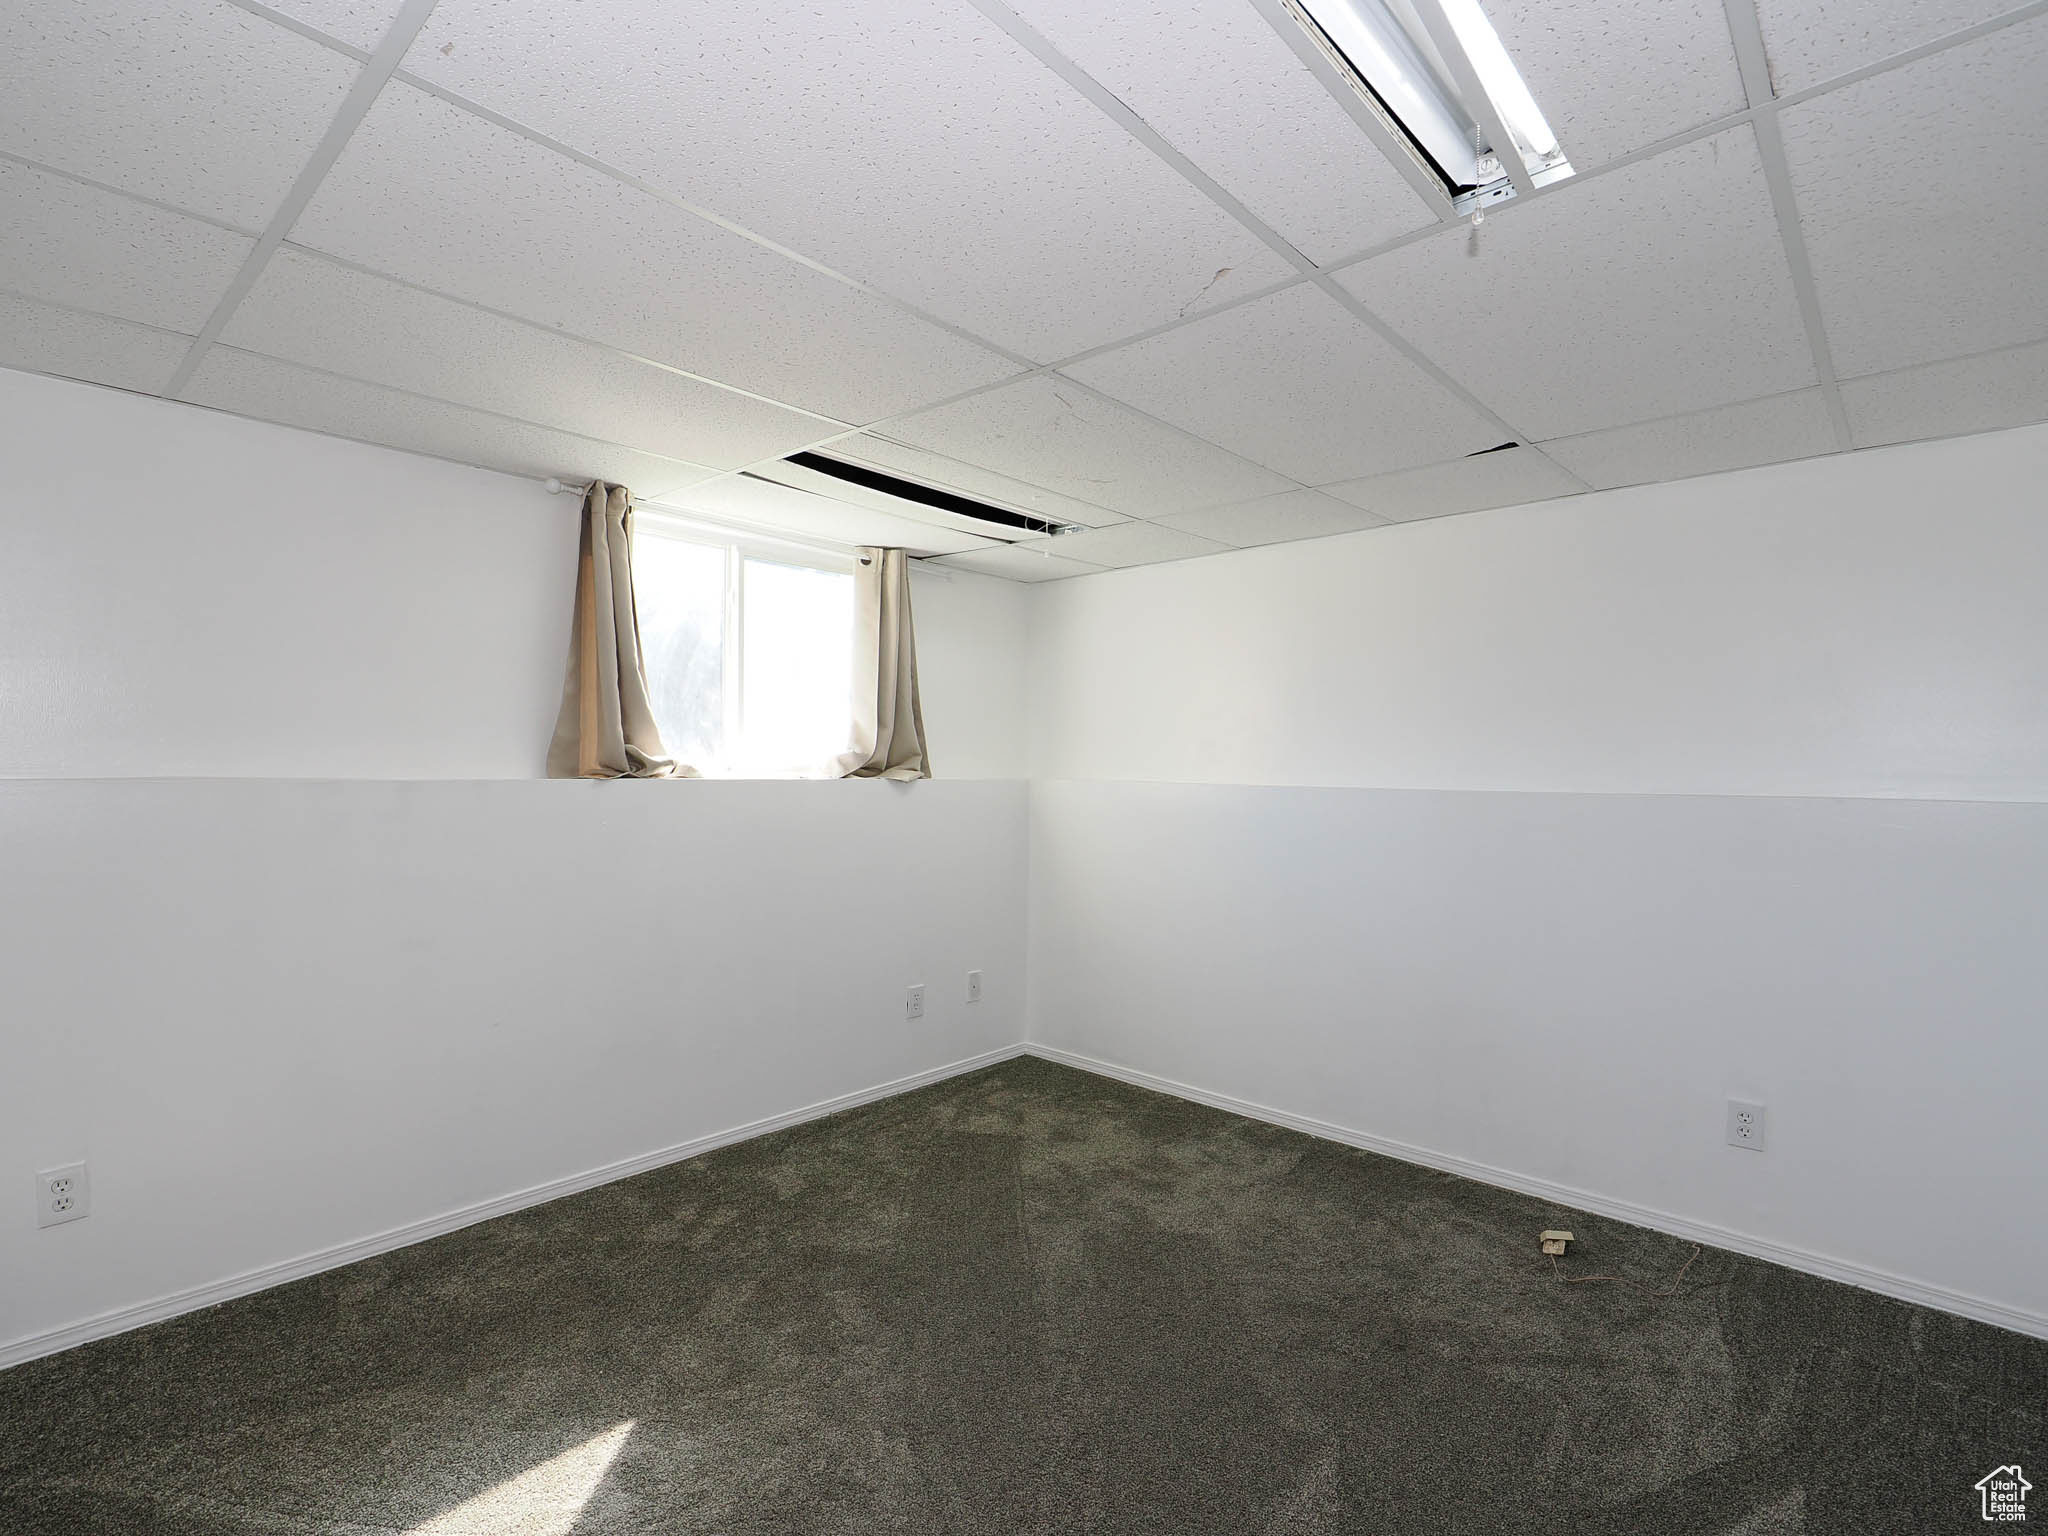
[{"left": 1, "top": 1056, "right": 2041, "bottom": 1533}]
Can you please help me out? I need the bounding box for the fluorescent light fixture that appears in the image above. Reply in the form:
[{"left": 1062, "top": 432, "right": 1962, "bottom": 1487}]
[{"left": 1285, "top": 0, "right": 1570, "bottom": 200}]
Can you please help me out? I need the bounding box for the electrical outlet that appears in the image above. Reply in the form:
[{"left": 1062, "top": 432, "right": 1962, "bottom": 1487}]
[
  {"left": 966, "top": 970, "right": 983, "bottom": 1003},
  {"left": 905, "top": 984, "right": 925, "bottom": 1021},
  {"left": 37, "top": 1162, "right": 90, "bottom": 1228},
  {"left": 1726, "top": 1099, "right": 1767, "bottom": 1152}
]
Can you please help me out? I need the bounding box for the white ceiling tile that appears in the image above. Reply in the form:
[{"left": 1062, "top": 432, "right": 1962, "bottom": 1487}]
[
  {"left": 1321, "top": 446, "right": 1582, "bottom": 520},
  {"left": 1154, "top": 489, "right": 1388, "bottom": 547},
  {"left": 0, "top": 296, "right": 190, "bottom": 395},
  {"left": 0, "top": 0, "right": 358, "bottom": 228},
  {"left": 996, "top": 0, "right": 1432, "bottom": 263},
  {"left": 221, "top": 249, "right": 835, "bottom": 470},
  {"left": 1007, "top": 521, "right": 1229, "bottom": 569},
  {"left": 1338, "top": 128, "right": 1814, "bottom": 439},
  {"left": 885, "top": 376, "right": 1295, "bottom": 518},
  {"left": 1539, "top": 390, "right": 1837, "bottom": 488},
  {"left": 290, "top": 85, "right": 1018, "bottom": 424},
  {"left": 931, "top": 545, "right": 1106, "bottom": 582},
  {"left": 1485, "top": 0, "right": 1746, "bottom": 170},
  {"left": 184, "top": 348, "right": 719, "bottom": 496},
  {"left": 1756, "top": 0, "right": 2018, "bottom": 95},
  {"left": 262, "top": 0, "right": 406, "bottom": 50},
  {"left": 1842, "top": 341, "right": 2048, "bottom": 449},
  {"left": 651, "top": 476, "right": 999, "bottom": 557},
  {"left": 0, "top": 160, "right": 252, "bottom": 331},
  {"left": 830, "top": 435, "right": 1128, "bottom": 528},
  {"left": 1064, "top": 283, "right": 1501, "bottom": 484},
  {"left": 1780, "top": 18, "right": 2048, "bottom": 379},
  {"left": 401, "top": 0, "right": 1295, "bottom": 360}
]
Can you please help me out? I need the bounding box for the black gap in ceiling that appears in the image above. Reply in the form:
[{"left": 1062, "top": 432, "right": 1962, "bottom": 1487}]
[{"left": 786, "top": 452, "right": 1063, "bottom": 537}]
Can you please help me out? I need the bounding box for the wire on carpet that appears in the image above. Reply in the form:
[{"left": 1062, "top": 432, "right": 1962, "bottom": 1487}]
[{"left": 1547, "top": 1242, "right": 1703, "bottom": 1300}]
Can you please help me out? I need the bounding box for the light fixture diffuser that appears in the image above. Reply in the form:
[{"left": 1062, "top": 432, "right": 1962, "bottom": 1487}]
[{"left": 1285, "top": 0, "right": 1571, "bottom": 204}]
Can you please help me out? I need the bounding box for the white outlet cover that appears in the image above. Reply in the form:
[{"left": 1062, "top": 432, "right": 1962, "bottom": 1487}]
[
  {"left": 37, "top": 1161, "right": 90, "bottom": 1227},
  {"left": 905, "top": 984, "right": 926, "bottom": 1021},
  {"left": 966, "top": 969, "right": 984, "bottom": 1003},
  {"left": 1726, "top": 1099, "right": 1767, "bottom": 1152}
]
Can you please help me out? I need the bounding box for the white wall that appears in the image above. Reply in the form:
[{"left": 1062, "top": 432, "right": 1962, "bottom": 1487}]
[
  {"left": 8, "top": 362, "right": 2046, "bottom": 1357},
  {"left": 0, "top": 367, "right": 1031, "bottom": 781},
  {"left": 0, "top": 367, "right": 1032, "bottom": 1362},
  {"left": 1028, "top": 782, "right": 2048, "bottom": 1330},
  {"left": 1024, "top": 424, "right": 2048, "bottom": 1336},
  {"left": 908, "top": 563, "right": 1028, "bottom": 781},
  {"left": 1, "top": 777, "right": 1028, "bottom": 1359},
  {"left": 1029, "top": 425, "right": 2048, "bottom": 801}
]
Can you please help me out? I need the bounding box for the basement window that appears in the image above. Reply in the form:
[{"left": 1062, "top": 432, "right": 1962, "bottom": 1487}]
[
  {"left": 1284, "top": 0, "right": 1570, "bottom": 202},
  {"left": 633, "top": 519, "right": 855, "bottom": 778}
]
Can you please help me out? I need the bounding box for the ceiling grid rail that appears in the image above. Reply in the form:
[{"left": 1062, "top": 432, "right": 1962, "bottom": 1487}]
[
  {"left": 1245, "top": 0, "right": 1459, "bottom": 218},
  {"left": 1720, "top": 0, "right": 1852, "bottom": 449},
  {"left": 13, "top": 0, "right": 2047, "bottom": 543},
  {"left": 1312, "top": 0, "right": 2048, "bottom": 276},
  {"left": 179, "top": 0, "right": 2048, "bottom": 519},
  {"left": 381, "top": 50, "right": 1389, "bottom": 521},
  {"left": 162, "top": 0, "right": 448, "bottom": 398},
  {"left": 961, "top": 0, "right": 1595, "bottom": 495}
]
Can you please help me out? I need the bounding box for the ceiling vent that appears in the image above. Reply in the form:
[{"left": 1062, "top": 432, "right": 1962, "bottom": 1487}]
[{"left": 746, "top": 452, "right": 1086, "bottom": 542}]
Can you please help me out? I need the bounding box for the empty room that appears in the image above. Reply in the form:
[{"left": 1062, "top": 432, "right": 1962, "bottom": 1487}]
[{"left": 2, "top": 0, "right": 2044, "bottom": 1530}]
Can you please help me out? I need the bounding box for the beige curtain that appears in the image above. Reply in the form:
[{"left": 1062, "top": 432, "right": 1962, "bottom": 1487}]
[
  {"left": 835, "top": 547, "right": 931, "bottom": 781},
  {"left": 546, "top": 483, "right": 685, "bottom": 779}
]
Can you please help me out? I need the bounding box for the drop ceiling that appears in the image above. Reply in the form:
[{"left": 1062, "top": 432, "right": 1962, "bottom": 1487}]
[{"left": 2, "top": 0, "right": 2044, "bottom": 581}]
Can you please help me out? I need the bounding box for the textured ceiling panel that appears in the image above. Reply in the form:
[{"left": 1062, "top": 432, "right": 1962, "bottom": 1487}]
[
  {"left": 1006, "top": 520, "right": 1229, "bottom": 568},
  {"left": 262, "top": 0, "right": 408, "bottom": 51},
  {"left": 1842, "top": 342, "right": 2048, "bottom": 449},
  {"left": 0, "top": 160, "right": 252, "bottom": 332},
  {"left": 885, "top": 376, "right": 1295, "bottom": 518},
  {"left": 0, "top": 0, "right": 357, "bottom": 228},
  {"left": 1781, "top": 18, "right": 2048, "bottom": 379},
  {"left": 1756, "top": 0, "right": 2018, "bottom": 94},
  {"left": 0, "top": 0, "right": 2033, "bottom": 585},
  {"left": 829, "top": 434, "right": 1129, "bottom": 528},
  {"left": 222, "top": 249, "right": 836, "bottom": 470},
  {"left": 184, "top": 348, "right": 720, "bottom": 496},
  {"left": 0, "top": 297, "right": 191, "bottom": 396},
  {"left": 291, "top": 85, "right": 1017, "bottom": 424},
  {"left": 401, "top": 0, "right": 1294, "bottom": 360},
  {"left": 1339, "top": 128, "right": 1814, "bottom": 439},
  {"left": 1154, "top": 489, "right": 1388, "bottom": 547},
  {"left": 1321, "top": 446, "right": 1581, "bottom": 521},
  {"left": 1539, "top": 389, "right": 1837, "bottom": 488},
  {"left": 1064, "top": 284, "right": 1500, "bottom": 484},
  {"left": 653, "top": 477, "right": 998, "bottom": 557},
  {"left": 1485, "top": 0, "right": 1746, "bottom": 170},
  {"left": 931, "top": 544, "right": 1107, "bottom": 582},
  {"left": 995, "top": 0, "right": 1432, "bottom": 263}
]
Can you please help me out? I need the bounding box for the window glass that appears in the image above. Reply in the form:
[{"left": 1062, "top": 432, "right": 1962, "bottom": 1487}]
[
  {"left": 634, "top": 532, "right": 727, "bottom": 770},
  {"left": 632, "top": 527, "right": 855, "bottom": 778},
  {"left": 740, "top": 558, "right": 856, "bottom": 775}
]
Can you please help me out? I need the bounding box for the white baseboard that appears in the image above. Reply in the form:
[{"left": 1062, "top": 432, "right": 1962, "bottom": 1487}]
[
  {"left": 1023, "top": 1044, "right": 2048, "bottom": 1342},
  {"left": 0, "top": 1044, "right": 1028, "bottom": 1371},
  {"left": 12, "top": 1038, "right": 2041, "bottom": 1370}
]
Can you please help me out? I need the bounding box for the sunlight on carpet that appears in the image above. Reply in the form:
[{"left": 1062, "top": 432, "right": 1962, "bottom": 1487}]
[{"left": 405, "top": 1421, "right": 635, "bottom": 1536}]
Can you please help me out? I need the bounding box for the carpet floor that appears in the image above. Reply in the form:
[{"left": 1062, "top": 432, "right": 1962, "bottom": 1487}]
[{"left": 1, "top": 1055, "right": 2041, "bottom": 1533}]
